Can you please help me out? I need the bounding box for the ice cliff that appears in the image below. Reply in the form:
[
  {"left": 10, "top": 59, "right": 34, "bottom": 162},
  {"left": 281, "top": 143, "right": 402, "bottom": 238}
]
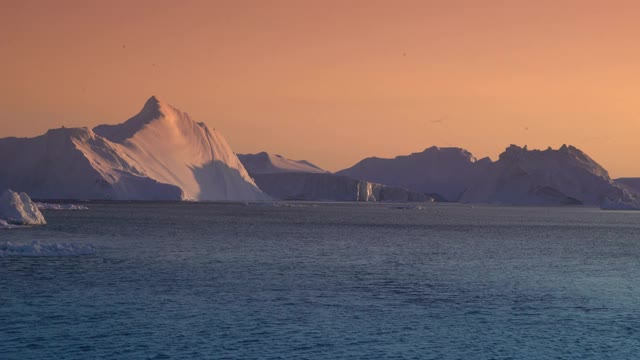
[
  {"left": 250, "top": 172, "right": 433, "bottom": 202},
  {"left": 238, "top": 152, "right": 432, "bottom": 202},
  {"left": 336, "top": 146, "right": 480, "bottom": 201}
]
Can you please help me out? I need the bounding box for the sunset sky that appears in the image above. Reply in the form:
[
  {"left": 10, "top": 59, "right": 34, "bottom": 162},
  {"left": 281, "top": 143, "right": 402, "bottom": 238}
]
[{"left": 1, "top": 0, "right": 639, "bottom": 177}]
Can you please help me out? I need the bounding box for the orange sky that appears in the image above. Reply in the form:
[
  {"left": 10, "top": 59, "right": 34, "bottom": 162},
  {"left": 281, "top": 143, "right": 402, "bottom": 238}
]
[{"left": 1, "top": 0, "right": 639, "bottom": 177}]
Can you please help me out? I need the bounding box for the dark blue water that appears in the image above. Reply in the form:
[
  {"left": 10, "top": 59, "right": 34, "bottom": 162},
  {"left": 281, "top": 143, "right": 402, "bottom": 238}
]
[{"left": 1, "top": 202, "right": 640, "bottom": 359}]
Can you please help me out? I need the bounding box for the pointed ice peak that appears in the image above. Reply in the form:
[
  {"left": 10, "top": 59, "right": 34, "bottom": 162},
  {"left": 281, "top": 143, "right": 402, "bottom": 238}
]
[
  {"left": 140, "top": 95, "right": 163, "bottom": 112},
  {"left": 93, "top": 96, "right": 191, "bottom": 143}
]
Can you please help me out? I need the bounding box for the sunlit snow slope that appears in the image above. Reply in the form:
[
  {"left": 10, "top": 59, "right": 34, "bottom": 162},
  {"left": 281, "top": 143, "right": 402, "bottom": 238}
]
[{"left": 238, "top": 152, "right": 327, "bottom": 175}]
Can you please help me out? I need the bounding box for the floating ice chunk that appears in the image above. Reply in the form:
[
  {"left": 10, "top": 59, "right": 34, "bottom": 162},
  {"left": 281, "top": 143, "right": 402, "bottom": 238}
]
[
  {"left": 0, "top": 241, "right": 96, "bottom": 257},
  {"left": 0, "top": 219, "right": 18, "bottom": 229},
  {"left": 0, "top": 189, "right": 46, "bottom": 225},
  {"left": 36, "top": 203, "right": 89, "bottom": 210},
  {"left": 272, "top": 202, "right": 319, "bottom": 208},
  {"left": 389, "top": 205, "right": 428, "bottom": 210}
]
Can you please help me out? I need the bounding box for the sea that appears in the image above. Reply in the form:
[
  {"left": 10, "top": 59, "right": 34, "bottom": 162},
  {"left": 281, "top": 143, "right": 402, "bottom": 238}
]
[{"left": 1, "top": 202, "right": 639, "bottom": 359}]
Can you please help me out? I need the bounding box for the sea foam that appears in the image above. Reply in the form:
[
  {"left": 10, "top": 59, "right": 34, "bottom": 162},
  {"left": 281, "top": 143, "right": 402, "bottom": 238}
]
[
  {"left": 0, "top": 241, "right": 96, "bottom": 257},
  {"left": 36, "top": 203, "right": 89, "bottom": 210}
]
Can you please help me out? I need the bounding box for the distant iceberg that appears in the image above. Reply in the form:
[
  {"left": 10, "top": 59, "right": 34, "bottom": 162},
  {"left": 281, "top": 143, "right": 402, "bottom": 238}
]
[
  {"left": 0, "top": 96, "right": 268, "bottom": 201},
  {"left": 0, "top": 189, "right": 46, "bottom": 225},
  {"left": 0, "top": 241, "right": 96, "bottom": 257}
]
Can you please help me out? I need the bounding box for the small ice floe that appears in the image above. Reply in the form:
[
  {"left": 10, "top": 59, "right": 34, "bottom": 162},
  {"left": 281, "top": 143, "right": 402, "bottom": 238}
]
[
  {"left": 36, "top": 203, "right": 89, "bottom": 211},
  {"left": 389, "top": 205, "right": 427, "bottom": 210},
  {"left": 0, "top": 219, "right": 24, "bottom": 229},
  {"left": 251, "top": 202, "right": 318, "bottom": 208},
  {"left": 0, "top": 241, "right": 96, "bottom": 257},
  {"left": 0, "top": 189, "right": 46, "bottom": 225},
  {"left": 272, "top": 202, "right": 318, "bottom": 208}
]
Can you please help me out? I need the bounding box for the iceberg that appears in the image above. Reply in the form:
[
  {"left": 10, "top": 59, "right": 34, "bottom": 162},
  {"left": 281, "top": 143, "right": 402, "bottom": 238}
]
[
  {"left": 339, "top": 144, "right": 639, "bottom": 206},
  {"left": 239, "top": 152, "right": 433, "bottom": 202},
  {"left": 336, "top": 146, "right": 479, "bottom": 201},
  {"left": 460, "top": 145, "right": 633, "bottom": 206},
  {"left": 0, "top": 96, "right": 268, "bottom": 201},
  {"left": 0, "top": 189, "right": 46, "bottom": 225}
]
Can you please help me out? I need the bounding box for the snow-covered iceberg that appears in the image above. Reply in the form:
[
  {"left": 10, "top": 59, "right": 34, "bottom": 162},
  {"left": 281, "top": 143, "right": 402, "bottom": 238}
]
[
  {"left": 338, "top": 144, "right": 639, "bottom": 206},
  {"left": 0, "top": 189, "right": 46, "bottom": 225},
  {"left": 0, "top": 96, "right": 268, "bottom": 201},
  {"left": 336, "top": 146, "right": 480, "bottom": 201},
  {"left": 460, "top": 145, "right": 633, "bottom": 206},
  {"left": 0, "top": 241, "right": 96, "bottom": 257},
  {"left": 238, "top": 151, "right": 433, "bottom": 202}
]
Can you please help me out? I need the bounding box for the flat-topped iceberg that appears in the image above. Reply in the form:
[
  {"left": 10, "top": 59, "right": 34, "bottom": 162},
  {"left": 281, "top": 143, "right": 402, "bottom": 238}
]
[
  {"left": 0, "top": 189, "right": 46, "bottom": 225},
  {"left": 0, "top": 241, "right": 96, "bottom": 257}
]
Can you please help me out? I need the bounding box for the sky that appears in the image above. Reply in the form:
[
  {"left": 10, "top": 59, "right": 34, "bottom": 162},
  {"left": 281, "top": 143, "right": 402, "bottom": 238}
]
[{"left": 1, "top": 0, "right": 639, "bottom": 177}]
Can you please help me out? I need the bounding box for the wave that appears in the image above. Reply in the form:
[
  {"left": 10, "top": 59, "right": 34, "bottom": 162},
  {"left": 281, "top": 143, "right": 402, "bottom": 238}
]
[
  {"left": 0, "top": 241, "right": 96, "bottom": 257},
  {"left": 36, "top": 203, "right": 89, "bottom": 210}
]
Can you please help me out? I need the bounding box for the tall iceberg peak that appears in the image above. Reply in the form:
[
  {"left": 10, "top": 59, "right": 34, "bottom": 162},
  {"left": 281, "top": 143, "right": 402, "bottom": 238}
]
[
  {"left": 93, "top": 95, "right": 185, "bottom": 143},
  {"left": 0, "top": 97, "right": 268, "bottom": 201}
]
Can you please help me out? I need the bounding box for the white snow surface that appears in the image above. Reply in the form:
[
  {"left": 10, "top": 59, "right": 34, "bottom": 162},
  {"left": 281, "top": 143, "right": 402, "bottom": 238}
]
[
  {"left": 0, "top": 96, "right": 268, "bottom": 201},
  {"left": 0, "top": 241, "right": 96, "bottom": 257},
  {"left": 0, "top": 190, "right": 46, "bottom": 225},
  {"left": 238, "top": 152, "right": 327, "bottom": 175}
]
